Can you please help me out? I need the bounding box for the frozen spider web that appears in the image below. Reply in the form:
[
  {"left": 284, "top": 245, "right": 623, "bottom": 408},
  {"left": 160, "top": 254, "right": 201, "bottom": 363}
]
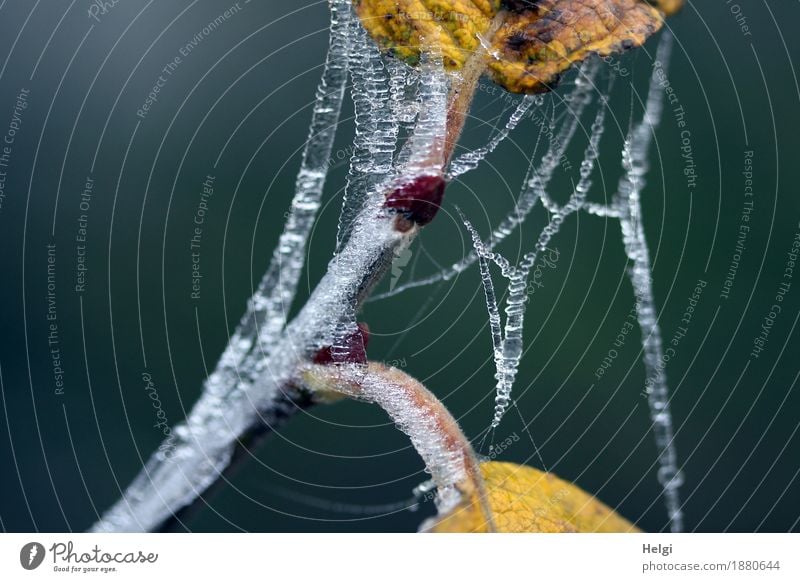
[
  {"left": 379, "top": 33, "right": 683, "bottom": 531},
  {"left": 91, "top": 0, "right": 682, "bottom": 533},
  {"left": 461, "top": 70, "right": 612, "bottom": 431}
]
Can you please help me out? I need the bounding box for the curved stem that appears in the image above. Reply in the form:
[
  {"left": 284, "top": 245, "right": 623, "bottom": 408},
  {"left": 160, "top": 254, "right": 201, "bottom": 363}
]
[{"left": 301, "top": 362, "right": 495, "bottom": 531}]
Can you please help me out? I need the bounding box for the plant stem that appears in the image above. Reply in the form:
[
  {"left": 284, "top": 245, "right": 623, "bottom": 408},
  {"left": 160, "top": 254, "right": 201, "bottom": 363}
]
[
  {"left": 444, "top": 12, "right": 508, "bottom": 163},
  {"left": 91, "top": 8, "right": 496, "bottom": 533},
  {"left": 302, "top": 362, "right": 495, "bottom": 531}
]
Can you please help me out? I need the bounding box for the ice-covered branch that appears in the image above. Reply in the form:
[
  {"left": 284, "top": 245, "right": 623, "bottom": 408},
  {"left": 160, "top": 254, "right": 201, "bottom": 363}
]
[
  {"left": 92, "top": 0, "right": 448, "bottom": 531},
  {"left": 90, "top": 0, "right": 681, "bottom": 532},
  {"left": 336, "top": 22, "right": 399, "bottom": 251},
  {"left": 301, "top": 362, "right": 493, "bottom": 528},
  {"left": 91, "top": 0, "right": 355, "bottom": 532}
]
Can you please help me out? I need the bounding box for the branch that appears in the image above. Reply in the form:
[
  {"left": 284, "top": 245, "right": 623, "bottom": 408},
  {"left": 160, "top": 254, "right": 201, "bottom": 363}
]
[
  {"left": 91, "top": 10, "right": 455, "bottom": 532},
  {"left": 300, "top": 362, "right": 495, "bottom": 530}
]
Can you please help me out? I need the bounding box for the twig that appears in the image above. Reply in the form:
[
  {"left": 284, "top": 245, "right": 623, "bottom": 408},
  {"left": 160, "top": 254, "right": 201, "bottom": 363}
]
[{"left": 301, "top": 362, "right": 495, "bottom": 530}]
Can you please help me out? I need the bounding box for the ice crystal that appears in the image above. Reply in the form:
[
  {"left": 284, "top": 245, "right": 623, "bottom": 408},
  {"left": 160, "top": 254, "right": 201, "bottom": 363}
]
[
  {"left": 336, "top": 22, "right": 399, "bottom": 252},
  {"left": 447, "top": 95, "right": 536, "bottom": 180}
]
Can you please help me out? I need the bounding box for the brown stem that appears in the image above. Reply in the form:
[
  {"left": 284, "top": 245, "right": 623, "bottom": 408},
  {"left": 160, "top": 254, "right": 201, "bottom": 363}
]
[
  {"left": 443, "top": 12, "right": 509, "bottom": 164},
  {"left": 301, "top": 362, "right": 495, "bottom": 532}
]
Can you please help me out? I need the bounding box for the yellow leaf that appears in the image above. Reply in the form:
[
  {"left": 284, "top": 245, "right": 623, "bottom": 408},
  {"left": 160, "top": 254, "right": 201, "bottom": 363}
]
[
  {"left": 353, "top": 0, "right": 501, "bottom": 70},
  {"left": 426, "top": 461, "right": 640, "bottom": 532},
  {"left": 354, "top": 0, "right": 679, "bottom": 94}
]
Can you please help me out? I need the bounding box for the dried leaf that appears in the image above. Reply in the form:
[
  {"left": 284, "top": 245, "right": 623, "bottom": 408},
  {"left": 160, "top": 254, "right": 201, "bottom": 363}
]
[
  {"left": 354, "top": 0, "right": 679, "bottom": 94},
  {"left": 487, "top": 0, "right": 664, "bottom": 93},
  {"left": 353, "top": 0, "right": 501, "bottom": 70},
  {"left": 425, "top": 461, "right": 640, "bottom": 532}
]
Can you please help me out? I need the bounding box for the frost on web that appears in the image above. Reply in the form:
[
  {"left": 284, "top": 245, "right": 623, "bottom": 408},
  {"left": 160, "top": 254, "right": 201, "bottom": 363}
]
[
  {"left": 370, "top": 59, "right": 602, "bottom": 301},
  {"left": 447, "top": 94, "right": 538, "bottom": 180},
  {"left": 365, "top": 29, "right": 682, "bottom": 530},
  {"left": 460, "top": 77, "right": 611, "bottom": 429},
  {"left": 90, "top": 0, "right": 355, "bottom": 533},
  {"left": 91, "top": 0, "right": 683, "bottom": 532},
  {"left": 335, "top": 21, "right": 399, "bottom": 253},
  {"left": 462, "top": 33, "right": 682, "bottom": 530},
  {"left": 589, "top": 32, "right": 684, "bottom": 533}
]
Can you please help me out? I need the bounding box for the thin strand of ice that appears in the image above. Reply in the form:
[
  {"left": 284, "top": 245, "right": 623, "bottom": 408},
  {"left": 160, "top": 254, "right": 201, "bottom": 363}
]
[
  {"left": 489, "top": 270, "right": 526, "bottom": 427},
  {"left": 584, "top": 201, "right": 622, "bottom": 217},
  {"left": 387, "top": 57, "right": 419, "bottom": 127},
  {"left": 446, "top": 95, "right": 537, "bottom": 179},
  {"left": 489, "top": 89, "right": 609, "bottom": 427},
  {"left": 335, "top": 23, "right": 399, "bottom": 251},
  {"left": 460, "top": 213, "right": 527, "bottom": 430},
  {"left": 224, "top": 0, "right": 353, "bottom": 387},
  {"left": 518, "top": 78, "right": 611, "bottom": 273},
  {"left": 614, "top": 32, "right": 683, "bottom": 533},
  {"left": 394, "top": 51, "right": 449, "bottom": 178},
  {"left": 535, "top": 59, "right": 601, "bottom": 214},
  {"left": 460, "top": 213, "right": 504, "bottom": 375},
  {"left": 90, "top": 0, "right": 354, "bottom": 532},
  {"left": 563, "top": 89, "right": 610, "bottom": 213}
]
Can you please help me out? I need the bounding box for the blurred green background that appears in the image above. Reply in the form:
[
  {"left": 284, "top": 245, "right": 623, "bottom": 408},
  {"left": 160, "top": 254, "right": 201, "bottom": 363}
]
[{"left": 0, "top": 1, "right": 798, "bottom": 533}]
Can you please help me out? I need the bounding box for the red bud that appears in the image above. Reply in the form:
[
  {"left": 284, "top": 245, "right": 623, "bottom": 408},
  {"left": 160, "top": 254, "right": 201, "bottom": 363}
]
[
  {"left": 313, "top": 322, "right": 370, "bottom": 365},
  {"left": 385, "top": 174, "right": 446, "bottom": 230}
]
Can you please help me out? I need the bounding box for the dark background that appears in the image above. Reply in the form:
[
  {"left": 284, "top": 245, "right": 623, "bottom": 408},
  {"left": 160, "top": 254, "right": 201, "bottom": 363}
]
[{"left": 0, "top": 0, "right": 798, "bottom": 533}]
